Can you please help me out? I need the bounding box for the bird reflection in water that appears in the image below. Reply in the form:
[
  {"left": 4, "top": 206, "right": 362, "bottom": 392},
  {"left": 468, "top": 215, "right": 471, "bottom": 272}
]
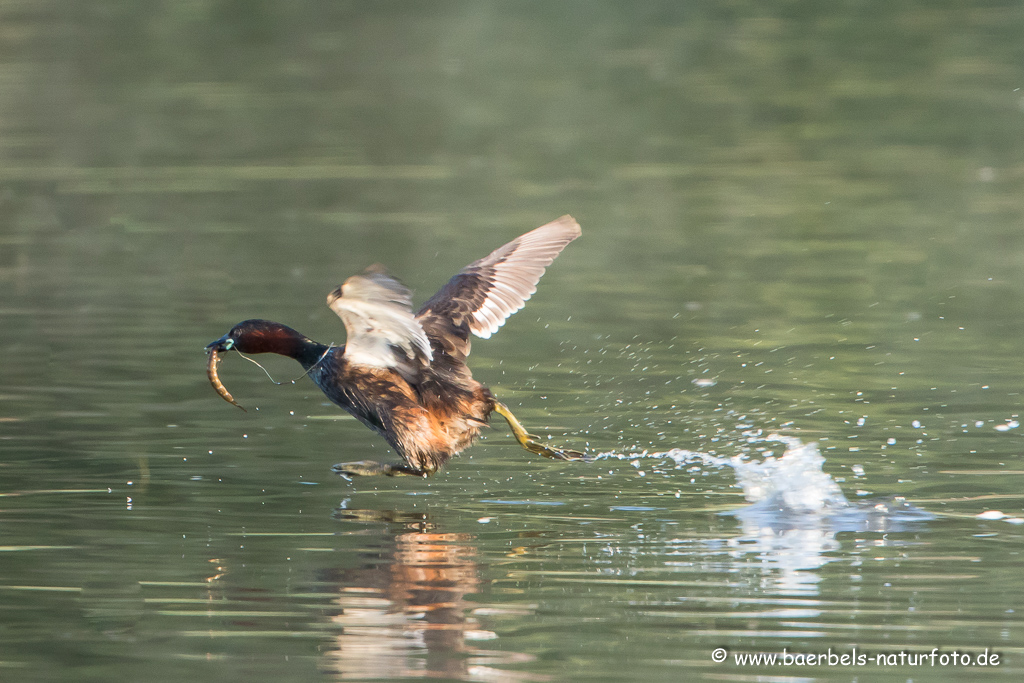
[{"left": 320, "top": 509, "right": 546, "bottom": 682}]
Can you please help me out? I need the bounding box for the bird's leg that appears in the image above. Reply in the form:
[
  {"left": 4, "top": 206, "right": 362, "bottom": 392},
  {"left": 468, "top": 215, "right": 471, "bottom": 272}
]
[
  {"left": 332, "top": 460, "right": 431, "bottom": 480},
  {"left": 492, "top": 402, "right": 588, "bottom": 462}
]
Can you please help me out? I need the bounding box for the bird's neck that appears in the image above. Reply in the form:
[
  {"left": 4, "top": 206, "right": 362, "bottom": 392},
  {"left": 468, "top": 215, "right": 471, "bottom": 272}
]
[{"left": 239, "top": 321, "right": 331, "bottom": 370}]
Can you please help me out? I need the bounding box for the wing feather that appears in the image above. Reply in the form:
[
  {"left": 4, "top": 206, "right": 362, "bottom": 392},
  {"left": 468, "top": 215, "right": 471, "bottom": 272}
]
[
  {"left": 327, "top": 265, "right": 432, "bottom": 380},
  {"left": 417, "top": 215, "right": 581, "bottom": 349}
]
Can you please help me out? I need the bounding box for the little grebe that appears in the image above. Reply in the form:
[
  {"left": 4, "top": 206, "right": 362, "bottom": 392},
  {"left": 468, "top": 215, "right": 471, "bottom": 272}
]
[{"left": 206, "top": 215, "right": 585, "bottom": 477}]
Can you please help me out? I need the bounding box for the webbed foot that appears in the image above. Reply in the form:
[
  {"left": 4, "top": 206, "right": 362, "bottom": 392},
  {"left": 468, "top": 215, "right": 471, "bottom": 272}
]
[
  {"left": 492, "top": 402, "right": 590, "bottom": 462},
  {"left": 522, "top": 439, "right": 590, "bottom": 461},
  {"left": 332, "top": 460, "right": 430, "bottom": 479}
]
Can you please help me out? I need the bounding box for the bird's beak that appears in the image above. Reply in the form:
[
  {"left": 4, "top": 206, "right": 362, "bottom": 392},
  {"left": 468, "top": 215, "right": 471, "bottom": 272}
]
[{"left": 206, "top": 335, "right": 234, "bottom": 353}]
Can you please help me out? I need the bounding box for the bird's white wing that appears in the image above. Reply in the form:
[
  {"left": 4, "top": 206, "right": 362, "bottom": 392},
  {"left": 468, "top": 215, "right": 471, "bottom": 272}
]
[{"left": 327, "top": 266, "right": 432, "bottom": 378}]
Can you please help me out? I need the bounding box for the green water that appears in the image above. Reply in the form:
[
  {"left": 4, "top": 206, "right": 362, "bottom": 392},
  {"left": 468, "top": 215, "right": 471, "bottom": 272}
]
[{"left": 3, "top": 1, "right": 1024, "bottom": 681}]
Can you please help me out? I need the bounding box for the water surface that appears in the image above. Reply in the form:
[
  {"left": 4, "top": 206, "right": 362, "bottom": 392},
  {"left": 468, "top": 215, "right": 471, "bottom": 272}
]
[{"left": 3, "top": 2, "right": 1024, "bottom": 681}]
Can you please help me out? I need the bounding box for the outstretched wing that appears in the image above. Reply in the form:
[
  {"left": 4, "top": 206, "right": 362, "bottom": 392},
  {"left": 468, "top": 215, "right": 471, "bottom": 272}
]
[
  {"left": 327, "top": 265, "right": 432, "bottom": 381},
  {"left": 417, "top": 215, "right": 581, "bottom": 366}
]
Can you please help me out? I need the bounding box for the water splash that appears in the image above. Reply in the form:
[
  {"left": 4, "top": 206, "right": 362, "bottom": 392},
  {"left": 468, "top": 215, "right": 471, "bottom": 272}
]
[
  {"left": 599, "top": 434, "right": 934, "bottom": 531},
  {"left": 598, "top": 435, "right": 934, "bottom": 595},
  {"left": 727, "top": 438, "right": 848, "bottom": 513}
]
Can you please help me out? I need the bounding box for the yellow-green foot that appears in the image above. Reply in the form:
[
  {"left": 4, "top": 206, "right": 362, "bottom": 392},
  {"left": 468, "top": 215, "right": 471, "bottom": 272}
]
[
  {"left": 523, "top": 439, "right": 590, "bottom": 461},
  {"left": 493, "top": 401, "right": 589, "bottom": 462},
  {"left": 332, "top": 460, "right": 429, "bottom": 479}
]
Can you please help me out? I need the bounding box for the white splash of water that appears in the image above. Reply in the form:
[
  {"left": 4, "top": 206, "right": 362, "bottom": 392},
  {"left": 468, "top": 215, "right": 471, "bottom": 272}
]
[
  {"left": 600, "top": 434, "right": 850, "bottom": 514},
  {"left": 728, "top": 438, "right": 849, "bottom": 513},
  {"left": 597, "top": 434, "right": 934, "bottom": 594}
]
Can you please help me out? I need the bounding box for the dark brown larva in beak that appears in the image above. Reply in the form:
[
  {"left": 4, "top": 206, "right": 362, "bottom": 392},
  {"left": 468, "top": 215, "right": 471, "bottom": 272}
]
[{"left": 207, "top": 347, "right": 246, "bottom": 412}]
